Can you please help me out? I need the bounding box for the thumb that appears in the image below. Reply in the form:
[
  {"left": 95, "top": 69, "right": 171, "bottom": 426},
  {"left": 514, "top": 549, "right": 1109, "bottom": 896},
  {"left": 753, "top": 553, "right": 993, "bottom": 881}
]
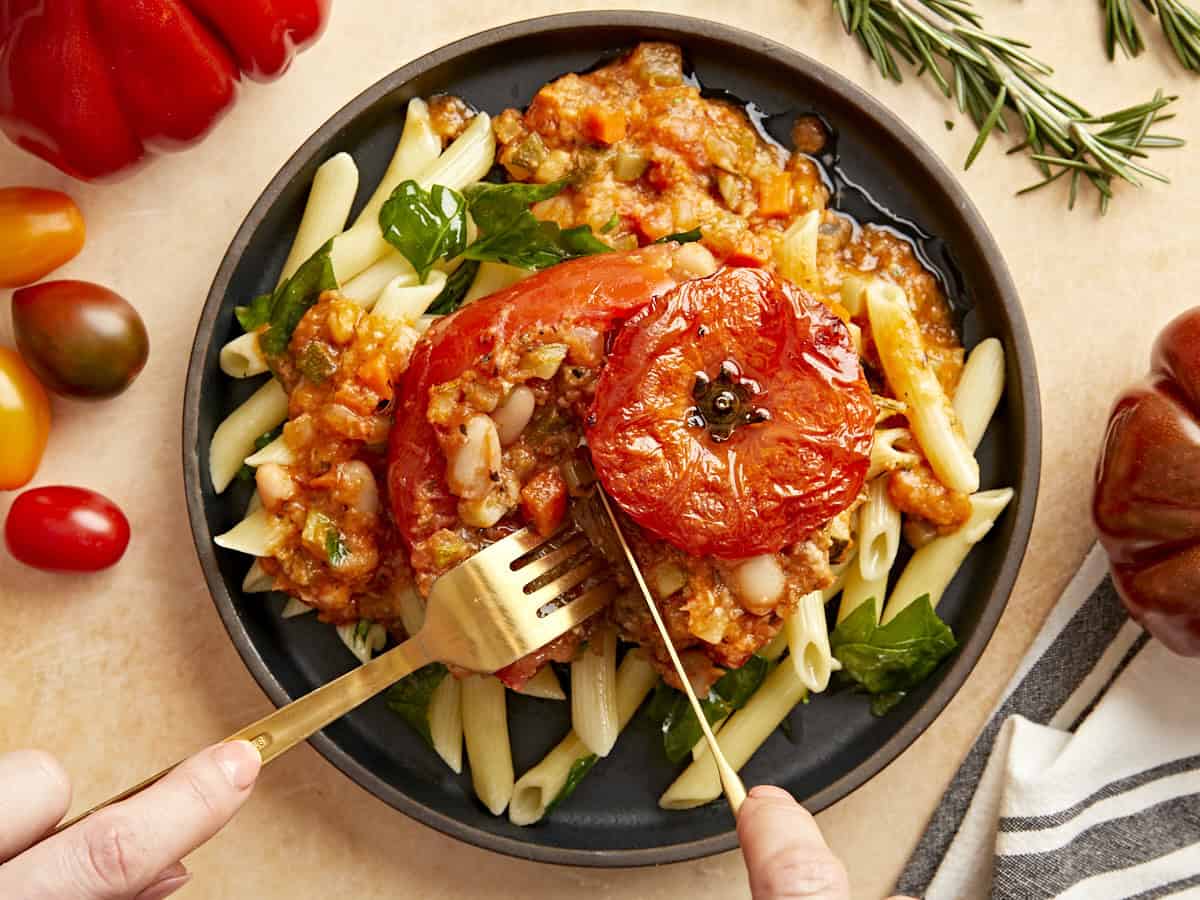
[
  {"left": 737, "top": 785, "right": 850, "bottom": 900},
  {"left": 0, "top": 741, "right": 261, "bottom": 899}
]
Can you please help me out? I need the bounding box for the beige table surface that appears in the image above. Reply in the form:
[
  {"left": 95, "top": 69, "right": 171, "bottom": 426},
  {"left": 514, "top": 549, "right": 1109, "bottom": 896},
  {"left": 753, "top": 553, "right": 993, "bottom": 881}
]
[{"left": 1, "top": 2, "right": 1196, "bottom": 897}]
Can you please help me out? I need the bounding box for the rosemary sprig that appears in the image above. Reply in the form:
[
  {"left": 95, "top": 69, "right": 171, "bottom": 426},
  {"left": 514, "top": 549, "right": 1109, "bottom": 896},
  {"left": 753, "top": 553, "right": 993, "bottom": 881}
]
[
  {"left": 834, "top": 0, "right": 1184, "bottom": 211},
  {"left": 1105, "top": 0, "right": 1200, "bottom": 71}
]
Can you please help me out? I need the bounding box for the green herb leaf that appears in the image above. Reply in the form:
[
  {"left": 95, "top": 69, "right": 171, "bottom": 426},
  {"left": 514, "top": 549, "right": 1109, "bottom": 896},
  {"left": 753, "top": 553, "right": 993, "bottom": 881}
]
[
  {"left": 463, "top": 180, "right": 611, "bottom": 270},
  {"left": 385, "top": 663, "right": 449, "bottom": 748},
  {"left": 649, "top": 656, "right": 769, "bottom": 764},
  {"left": 427, "top": 259, "right": 480, "bottom": 315},
  {"left": 829, "top": 595, "right": 957, "bottom": 716},
  {"left": 546, "top": 753, "right": 599, "bottom": 813},
  {"left": 379, "top": 181, "right": 469, "bottom": 282},
  {"left": 654, "top": 228, "right": 702, "bottom": 244},
  {"left": 235, "top": 292, "right": 273, "bottom": 331},
  {"left": 600, "top": 214, "right": 620, "bottom": 233},
  {"left": 299, "top": 341, "right": 337, "bottom": 383},
  {"left": 325, "top": 528, "right": 349, "bottom": 567},
  {"left": 259, "top": 240, "right": 338, "bottom": 357}
]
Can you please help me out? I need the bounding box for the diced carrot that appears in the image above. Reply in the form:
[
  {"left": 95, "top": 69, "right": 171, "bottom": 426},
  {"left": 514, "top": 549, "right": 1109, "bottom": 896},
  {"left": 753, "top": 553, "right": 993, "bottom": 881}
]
[
  {"left": 520, "top": 468, "right": 569, "bottom": 537},
  {"left": 583, "top": 106, "right": 627, "bottom": 145},
  {"left": 757, "top": 173, "right": 793, "bottom": 218},
  {"left": 356, "top": 354, "right": 392, "bottom": 396}
]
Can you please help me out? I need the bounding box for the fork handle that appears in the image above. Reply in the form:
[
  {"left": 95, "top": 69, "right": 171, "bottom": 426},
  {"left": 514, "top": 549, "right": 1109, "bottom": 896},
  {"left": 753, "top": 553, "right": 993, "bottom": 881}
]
[{"left": 54, "top": 637, "right": 432, "bottom": 834}]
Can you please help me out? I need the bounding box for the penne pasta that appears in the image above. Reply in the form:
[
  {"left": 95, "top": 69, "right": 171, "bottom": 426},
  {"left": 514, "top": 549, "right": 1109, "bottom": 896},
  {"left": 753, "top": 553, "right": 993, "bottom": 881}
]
[
  {"left": 371, "top": 270, "right": 447, "bottom": 323},
  {"left": 395, "top": 584, "right": 426, "bottom": 638},
  {"left": 280, "top": 596, "right": 313, "bottom": 618},
  {"left": 659, "top": 659, "right": 807, "bottom": 810},
  {"left": 571, "top": 624, "right": 619, "bottom": 757},
  {"left": 823, "top": 554, "right": 855, "bottom": 603},
  {"left": 953, "top": 337, "right": 1006, "bottom": 453},
  {"left": 209, "top": 378, "right": 289, "bottom": 493},
  {"left": 868, "top": 427, "right": 921, "bottom": 480},
  {"left": 514, "top": 666, "right": 565, "bottom": 701},
  {"left": 691, "top": 717, "right": 728, "bottom": 761},
  {"left": 509, "top": 651, "right": 656, "bottom": 826},
  {"left": 214, "top": 508, "right": 286, "bottom": 558},
  {"left": 330, "top": 112, "right": 494, "bottom": 283},
  {"left": 462, "top": 674, "right": 514, "bottom": 816},
  {"left": 430, "top": 674, "right": 464, "bottom": 774},
  {"left": 881, "top": 487, "right": 1014, "bottom": 624},
  {"left": 840, "top": 274, "right": 869, "bottom": 317},
  {"left": 776, "top": 209, "right": 821, "bottom": 293},
  {"left": 836, "top": 562, "right": 887, "bottom": 625},
  {"left": 241, "top": 558, "right": 274, "bottom": 594},
  {"left": 336, "top": 620, "right": 386, "bottom": 665},
  {"left": 243, "top": 434, "right": 294, "bottom": 468},
  {"left": 462, "top": 261, "right": 531, "bottom": 305},
  {"left": 278, "top": 151, "right": 360, "bottom": 286},
  {"left": 857, "top": 477, "right": 902, "bottom": 582},
  {"left": 867, "top": 281, "right": 979, "bottom": 494},
  {"left": 339, "top": 252, "right": 417, "bottom": 308},
  {"left": 351, "top": 98, "right": 441, "bottom": 231},
  {"left": 219, "top": 330, "right": 270, "bottom": 379},
  {"left": 785, "top": 590, "right": 841, "bottom": 693}
]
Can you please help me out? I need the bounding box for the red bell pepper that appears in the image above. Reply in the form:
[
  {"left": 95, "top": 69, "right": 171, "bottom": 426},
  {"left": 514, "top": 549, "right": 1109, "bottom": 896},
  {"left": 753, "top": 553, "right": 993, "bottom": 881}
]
[{"left": 0, "top": 0, "right": 330, "bottom": 180}]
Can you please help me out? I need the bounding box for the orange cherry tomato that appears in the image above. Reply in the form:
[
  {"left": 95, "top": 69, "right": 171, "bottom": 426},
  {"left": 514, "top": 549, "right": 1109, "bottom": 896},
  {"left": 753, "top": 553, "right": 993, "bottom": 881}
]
[
  {"left": 0, "top": 188, "right": 86, "bottom": 289},
  {"left": 0, "top": 346, "right": 52, "bottom": 490}
]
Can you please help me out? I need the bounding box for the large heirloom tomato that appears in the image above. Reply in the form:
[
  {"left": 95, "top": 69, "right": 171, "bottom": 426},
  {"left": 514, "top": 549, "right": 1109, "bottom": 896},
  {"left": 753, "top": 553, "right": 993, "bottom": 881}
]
[
  {"left": 387, "top": 246, "right": 681, "bottom": 548},
  {"left": 587, "top": 267, "right": 875, "bottom": 559},
  {"left": 1094, "top": 308, "right": 1200, "bottom": 656}
]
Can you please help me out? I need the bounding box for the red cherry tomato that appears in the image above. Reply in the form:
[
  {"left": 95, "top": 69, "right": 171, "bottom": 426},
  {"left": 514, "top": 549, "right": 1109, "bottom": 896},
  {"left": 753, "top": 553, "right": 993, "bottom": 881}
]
[
  {"left": 587, "top": 267, "right": 875, "bottom": 559},
  {"left": 387, "top": 246, "right": 681, "bottom": 547},
  {"left": 5, "top": 486, "right": 130, "bottom": 571},
  {"left": 0, "top": 346, "right": 52, "bottom": 491}
]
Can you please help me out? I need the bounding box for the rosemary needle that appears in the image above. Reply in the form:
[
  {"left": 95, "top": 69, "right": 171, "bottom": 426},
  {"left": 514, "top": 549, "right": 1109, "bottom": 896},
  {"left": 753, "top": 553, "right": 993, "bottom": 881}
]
[{"left": 1105, "top": 0, "right": 1200, "bottom": 72}]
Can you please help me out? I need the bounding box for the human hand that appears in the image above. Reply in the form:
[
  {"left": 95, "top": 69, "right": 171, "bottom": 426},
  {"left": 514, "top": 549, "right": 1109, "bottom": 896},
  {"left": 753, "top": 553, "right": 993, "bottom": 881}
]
[
  {"left": 0, "top": 741, "right": 261, "bottom": 899},
  {"left": 738, "top": 785, "right": 915, "bottom": 900}
]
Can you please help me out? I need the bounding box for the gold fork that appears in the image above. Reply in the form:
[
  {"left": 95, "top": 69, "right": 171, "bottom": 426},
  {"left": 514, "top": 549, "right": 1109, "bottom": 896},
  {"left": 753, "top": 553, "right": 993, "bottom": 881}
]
[{"left": 56, "top": 526, "right": 614, "bottom": 831}]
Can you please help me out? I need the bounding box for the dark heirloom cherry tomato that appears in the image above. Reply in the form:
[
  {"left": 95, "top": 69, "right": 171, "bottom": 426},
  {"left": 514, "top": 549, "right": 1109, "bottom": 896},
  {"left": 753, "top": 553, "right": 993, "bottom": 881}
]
[
  {"left": 587, "top": 267, "right": 875, "bottom": 559},
  {"left": 1094, "top": 308, "right": 1200, "bottom": 656},
  {"left": 0, "top": 346, "right": 52, "bottom": 491},
  {"left": 388, "top": 246, "right": 681, "bottom": 547},
  {"left": 12, "top": 280, "right": 149, "bottom": 400},
  {"left": 5, "top": 486, "right": 130, "bottom": 571},
  {"left": 0, "top": 188, "right": 85, "bottom": 288}
]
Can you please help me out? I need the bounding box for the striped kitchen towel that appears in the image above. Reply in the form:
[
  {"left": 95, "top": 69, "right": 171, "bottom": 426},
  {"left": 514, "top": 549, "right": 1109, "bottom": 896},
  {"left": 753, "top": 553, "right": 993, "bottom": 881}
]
[{"left": 895, "top": 544, "right": 1200, "bottom": 899}]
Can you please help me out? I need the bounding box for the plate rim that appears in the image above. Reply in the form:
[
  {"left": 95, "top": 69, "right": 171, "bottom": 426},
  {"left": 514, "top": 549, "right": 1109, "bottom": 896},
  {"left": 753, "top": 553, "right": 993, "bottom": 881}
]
[{"left": 183, "top": 10, "right": 1042, "bottom": 868}]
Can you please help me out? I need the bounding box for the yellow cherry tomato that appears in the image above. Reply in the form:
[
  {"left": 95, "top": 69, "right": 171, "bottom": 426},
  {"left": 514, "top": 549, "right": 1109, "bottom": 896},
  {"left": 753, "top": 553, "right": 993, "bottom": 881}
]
[
  {"left": 0, "top": 346, "right": 52, "bottom": 490},
  {"left": 0, "top": 188, "right": 86, "bottom": 289}
]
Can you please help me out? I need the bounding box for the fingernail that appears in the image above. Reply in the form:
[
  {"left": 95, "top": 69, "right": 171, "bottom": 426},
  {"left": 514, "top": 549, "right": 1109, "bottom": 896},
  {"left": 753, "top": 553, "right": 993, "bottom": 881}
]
[
  {"left": 134, "top": 864, "right": 190, "bottom": 900},
  {"left": 214, "top": 740, "right": 262, "bottom": 791},
  {"left": 748, "top": 784, "right": 794, "bottom": 802}
]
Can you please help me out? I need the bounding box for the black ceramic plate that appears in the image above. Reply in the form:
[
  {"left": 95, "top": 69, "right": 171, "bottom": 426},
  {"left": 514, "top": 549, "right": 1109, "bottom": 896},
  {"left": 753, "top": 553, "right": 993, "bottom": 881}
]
[{"left": 184, "top": 12, "right": 1040, "bottom": 866}]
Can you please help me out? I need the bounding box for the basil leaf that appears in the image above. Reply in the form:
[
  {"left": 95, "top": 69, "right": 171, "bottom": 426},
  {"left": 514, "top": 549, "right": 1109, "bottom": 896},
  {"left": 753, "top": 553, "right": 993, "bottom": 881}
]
[
  {"left": 829, "top": 595, "right": 957, "bottom": 716},
  {"left": 546, "top": 753, "right": 599, "bottom": 813},
  {"left": 379, "top": 180, "right": 469, "bottom": 282},
  {"left": 325, "top": 528, "right": 349, "bottom": 568},
  {"left": 235, "top": 292, "right": 273, "bottom": 331},
  {"left": 655, "top": 228, "right": 703, "bottom": 244},
  {"left": 259, "top": 240, "right": 338, "bottom": 357},
  {"left": 658, "top": 655, "right": 769, "bottom": 764},
  {"left": 385, "top": 663, "right": 449, "bottom": 748},
  {"left": 600, "top": 214, "right": 620, "bottom": 233},
  {"left": 463, "top": 180, "right": 611, "bottom": 270},
  {"left": 427, "top": 259, "right": 480, "bottom": 315}
]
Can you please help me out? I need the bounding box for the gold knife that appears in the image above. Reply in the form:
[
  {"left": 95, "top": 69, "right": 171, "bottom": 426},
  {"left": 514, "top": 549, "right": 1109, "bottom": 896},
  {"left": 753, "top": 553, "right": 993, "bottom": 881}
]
[{"left": 596, "top": 489, "right": 747, "bottom": 815}]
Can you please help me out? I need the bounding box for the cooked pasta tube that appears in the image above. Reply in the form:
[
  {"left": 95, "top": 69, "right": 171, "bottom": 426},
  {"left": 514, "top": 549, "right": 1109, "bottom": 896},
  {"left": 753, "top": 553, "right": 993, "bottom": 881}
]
[
  {"left": 330, "top": 112, "right": 494, "bottom": 283},
  {"left": 881, "top": 487, "right": 1014, "bottom": 624},
  {"left": 867, "top": 281, "right": 979, "bottom": 494},
  {"left": 571, "top": 624, "right": 619, "bottom": 757},
  {"left": 280, "top": 597, "right": 312, "bottom": 618},
  {"left": 953, "top": 337, "right": 1005, "bottom": 453},
  {"left": 462, "top": 261, "right": 531, "bottom": 305},
  {"left": 785, "top": 590, "right": 841, "bottom": 693},
  {"left": 692, "top": 717, "right": 728, "bottom": 761},
  {"left": 214, "top": 508, "right": 287, "bottom": 558},
  {"left": 243, "top": 434, "right": 294, "bottom": 468},
  {"left": 336, "top": 620, "right": 386, "bottom": 664},
  {"left": 340, "top": 253, "right": 417, "bottom": 307},
  {"left": 868, "top": 427, "right": 921, "bottom": 480},
  {"left": 395, "top": 584, "right": 425, "bottom": 637},
  {"left": 462, "top": 675, "right": 514, "bottom": 816},
  {"left": 371, "top": 270, "right": 447, "bottom": 323},
  {"left": 209, "top": 379, "right": 289, "bottom": 493},
  {"left": 836, "top": 562, "right": 887, "bottom": 625},
  {"left": 279, "top": 151, "right": 360, "bottom": 285},
  {"left": 857, "top": 477, "right": 902, "bottom": 582},
  {"left": 350, "top": 98, "right": 441, "bottom": 231},
  {"left": 241, "top": 559, "right": 274, "bottom": 593},
  {"left": 430, "top": 675, "right": 464, "bottom": 774},
  {"left": 219, "top": 330, "right": 270, "bottom": 379},
  {"left": 659, "top": 661, "right": 807, "bottom": 810},
  {"left": 509, "top": 651, "right": 656, "bottom": 826},
  {"left": 823, "top": 554, "right": 855, "bottom": 603},
  {"left": 776, "top": 209, "right": 821, "bottom": 292},
  {"left": 840, "top": 274, "right": 869, "bottom": 317},
  {"left": 514, "top": 666, "right": 565, "bottom": 701}
]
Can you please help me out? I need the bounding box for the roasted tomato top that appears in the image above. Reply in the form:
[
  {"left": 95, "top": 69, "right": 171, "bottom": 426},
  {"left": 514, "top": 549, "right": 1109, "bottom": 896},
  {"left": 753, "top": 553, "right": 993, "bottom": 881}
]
[
  {"left": 387, "top": 246, "right": 680, "bottom": 548},
  {"left": 586, "top": 267, "right": 874, "bottom": 559}
]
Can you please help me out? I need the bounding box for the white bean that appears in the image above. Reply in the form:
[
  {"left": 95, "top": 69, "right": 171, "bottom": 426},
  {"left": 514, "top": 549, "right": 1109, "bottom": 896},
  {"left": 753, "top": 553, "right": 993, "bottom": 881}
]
[
  {"left": 341, "top": 460, "right": 380, "bottom": 515},
  {"left": 730, "top": 554, "right": 786, "bottom": 615},
  {"left": 491, "top": 386, "right": 536, "bottom": 446},
  {"left": 670, "top": 242, "right": 718, "bottom": 280},
  {"left": 255, "top": 463, "right": 295, "bottom": 512},
  {"left": 447, "top": 414, "right": 501, "bottom": 500}
]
